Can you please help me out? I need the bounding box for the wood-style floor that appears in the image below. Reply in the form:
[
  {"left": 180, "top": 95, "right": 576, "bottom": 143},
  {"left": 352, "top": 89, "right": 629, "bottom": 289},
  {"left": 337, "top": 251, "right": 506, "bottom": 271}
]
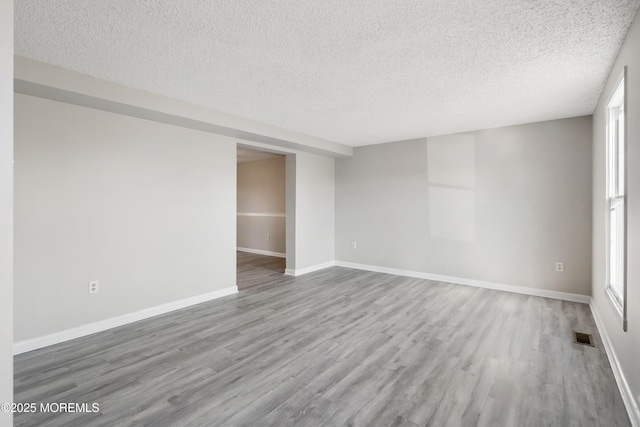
[
  {"left": 236, "top": 251, "right": 286, "bottom": 292},
  {"left": 14, "top": 253, "right": 630, "bottom": 426}
]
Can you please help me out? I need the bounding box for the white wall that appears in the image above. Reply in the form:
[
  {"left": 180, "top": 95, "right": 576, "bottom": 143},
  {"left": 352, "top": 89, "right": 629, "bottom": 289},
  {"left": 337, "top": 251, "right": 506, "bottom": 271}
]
[
  {"left": 285, "top": 154, "right": 297, "bottom": 270},
  {"left": 592, "top": 8, "right": 640, "bottom": 423},
  {"left": 336, "top": 116, "right": 592, "bottom": 296},
  {"left": 0, "top": 0, "right": 13, "bottom": 424},
  {"left": 14, "top": 94, "right": 237, "bottom": 342},
  {"left": 293, "top": 152, "right": 335, "bottom": 271},
  {"left": 237, "top": 156, "right": 286, "bottom": 255}
]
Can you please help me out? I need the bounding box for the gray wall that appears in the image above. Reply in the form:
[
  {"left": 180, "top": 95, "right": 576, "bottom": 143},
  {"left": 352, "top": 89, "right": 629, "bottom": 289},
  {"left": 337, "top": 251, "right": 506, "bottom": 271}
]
[
  {"left": 294, "top": 152, "right": 335, "bottom": 270},
  {"left": 0, "top": 0, "right": 13, "bottom": 424},
  {"left": 286, "top": 154, "right": 296, "bottom": 270},
  {"left": 237, "top": 156, "right": 286, "bottom": 255},
  {"left": 592, "top": 7, "right": 640, "bottom": 419},
  {"left": 14, "top": 94, "right": 237, "bottom": 341},
  {"left": 336, "top": 116, "right": 592, "bottom": 295}
]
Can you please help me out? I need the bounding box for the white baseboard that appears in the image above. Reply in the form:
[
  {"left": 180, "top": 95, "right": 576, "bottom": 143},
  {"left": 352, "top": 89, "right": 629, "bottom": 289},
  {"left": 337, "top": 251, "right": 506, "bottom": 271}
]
[
  {"left": 284, "top": 261, "right": 336, "bottom": 277},
  {"left": 334, "top": 261, "right": 591, "bottom": 304},
  {"left": 237, "top": 247, "right": 286, "bottom": 258},
  {"left": 590, "top": 301, "right": 640, "bottom": 427},
  {"left": 13, "top": 286, "right": 238, "bottom": 355}
]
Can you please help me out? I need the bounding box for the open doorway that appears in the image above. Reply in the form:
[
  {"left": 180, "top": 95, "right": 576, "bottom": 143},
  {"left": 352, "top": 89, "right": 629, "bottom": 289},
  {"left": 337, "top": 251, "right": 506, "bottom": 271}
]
[{"left": 236, "top": 147, "right": 287, "bottom": 290}]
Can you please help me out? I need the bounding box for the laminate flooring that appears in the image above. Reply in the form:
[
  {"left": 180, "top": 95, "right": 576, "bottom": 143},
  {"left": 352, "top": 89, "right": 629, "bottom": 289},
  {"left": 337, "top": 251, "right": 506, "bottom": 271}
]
[
  {"left": 236, "top": 251, "right": 286, "bottom": 291},
  {"left": 14, "top": 253, "right": 630, "bottom": 426}
]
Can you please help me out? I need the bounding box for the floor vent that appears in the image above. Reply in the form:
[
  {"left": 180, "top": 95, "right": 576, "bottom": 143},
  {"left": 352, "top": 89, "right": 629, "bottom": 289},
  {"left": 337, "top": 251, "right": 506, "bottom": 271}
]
[{"left": 572, "top": 331, "right": 595, "bottom": 347}]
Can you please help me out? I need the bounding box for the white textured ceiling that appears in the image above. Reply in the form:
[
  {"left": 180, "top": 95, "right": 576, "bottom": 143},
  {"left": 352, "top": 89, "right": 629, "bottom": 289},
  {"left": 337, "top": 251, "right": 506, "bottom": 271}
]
[{"left": 14, "top": 0, "right": 640, "bottom": 147}]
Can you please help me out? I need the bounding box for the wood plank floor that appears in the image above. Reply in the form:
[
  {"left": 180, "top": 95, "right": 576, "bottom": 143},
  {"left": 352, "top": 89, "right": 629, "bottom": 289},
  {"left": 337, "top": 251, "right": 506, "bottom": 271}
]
[
  {"left": 14, "top": 253, "right": 630, "bottom": 426},
  {"left": 236, "top": 251, "right": 286, "bottom": 292}
]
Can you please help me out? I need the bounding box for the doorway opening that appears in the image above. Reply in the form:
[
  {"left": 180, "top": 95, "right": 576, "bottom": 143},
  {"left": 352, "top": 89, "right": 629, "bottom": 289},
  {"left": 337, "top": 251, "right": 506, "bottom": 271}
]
[{"left": 236, "top": 147, "right": 287, "bottom": 291}]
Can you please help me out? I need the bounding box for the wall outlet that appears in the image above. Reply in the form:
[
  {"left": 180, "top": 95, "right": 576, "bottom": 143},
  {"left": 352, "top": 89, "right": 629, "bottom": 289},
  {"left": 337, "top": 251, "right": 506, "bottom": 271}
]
[
  {"left": 89, "top": 280, "right": 99, "bottom": 294},
  {"left": 266, "top": 234, "right": 270, "bottom": 241},
  {"left": 352, "top": 241, "right": 357, "bottom": 249},
  {"left": 555, "top": 262, "right": 564, "bottom": 272}
]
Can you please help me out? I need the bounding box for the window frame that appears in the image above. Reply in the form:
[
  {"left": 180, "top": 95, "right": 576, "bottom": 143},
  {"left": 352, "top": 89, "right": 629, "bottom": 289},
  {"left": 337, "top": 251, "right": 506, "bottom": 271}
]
[{"left": 604, "top": 67, "right": 627, "bottom": 332}]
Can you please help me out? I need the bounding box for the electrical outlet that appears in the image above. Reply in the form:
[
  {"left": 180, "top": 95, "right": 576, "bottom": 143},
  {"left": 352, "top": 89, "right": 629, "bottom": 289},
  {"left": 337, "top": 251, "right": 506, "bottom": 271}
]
[
  {"left": 89, "top": 280, "right": 99, "bottom": 294},
  {"left": 266, "top": 234, "right": 270, "bottom": 241},
  {"left": 555, "top": 262, "right": 564, "bottom": 272},
  {"left": 352, "top": 241, "right": 357, "bottom": 249}
]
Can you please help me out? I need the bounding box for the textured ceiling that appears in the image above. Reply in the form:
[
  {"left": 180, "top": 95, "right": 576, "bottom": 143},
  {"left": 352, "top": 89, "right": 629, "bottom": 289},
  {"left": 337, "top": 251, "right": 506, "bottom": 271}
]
[{"left": 14, "top": 0, "right": 640, "bottom": 147}]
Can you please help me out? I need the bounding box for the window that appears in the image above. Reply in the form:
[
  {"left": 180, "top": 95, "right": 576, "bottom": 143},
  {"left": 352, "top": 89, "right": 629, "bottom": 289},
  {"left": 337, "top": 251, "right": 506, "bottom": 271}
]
[{"left": 605, "top": 70, "right": 626, "bottom": 330}]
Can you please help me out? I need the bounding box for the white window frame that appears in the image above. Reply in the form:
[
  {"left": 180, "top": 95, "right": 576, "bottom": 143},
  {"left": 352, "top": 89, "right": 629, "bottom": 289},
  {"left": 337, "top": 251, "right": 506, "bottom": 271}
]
[{"left": 605, "top": 68, "right": 627, "bottom": 331}]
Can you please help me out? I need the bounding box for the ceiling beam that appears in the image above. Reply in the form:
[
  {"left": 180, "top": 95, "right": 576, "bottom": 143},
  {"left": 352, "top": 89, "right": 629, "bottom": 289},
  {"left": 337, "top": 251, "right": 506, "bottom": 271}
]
[{"left": 14, "top": 56, "right": 353, "bottom": 158}]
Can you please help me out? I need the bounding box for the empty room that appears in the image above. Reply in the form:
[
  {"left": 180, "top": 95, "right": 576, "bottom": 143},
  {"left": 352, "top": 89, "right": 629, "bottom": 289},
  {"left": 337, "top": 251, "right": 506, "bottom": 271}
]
[{"left": 2, "top": 1, "right": 640, "bottom": 426}]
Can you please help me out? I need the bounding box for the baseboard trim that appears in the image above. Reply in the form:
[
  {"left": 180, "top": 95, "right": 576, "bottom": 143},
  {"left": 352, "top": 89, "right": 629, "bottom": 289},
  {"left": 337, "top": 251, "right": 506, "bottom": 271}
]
[
  {"left": 13, "top": 286, "right": 239, "bottom": 355},
  {"left": 590, "top": 301, "right": 640, "bottom": 427},
  {"left": 334, "top": 261, "right": 590, "bottom": 304},
  {"left": 284, "top": 261, "right": 335, "bottom": 277},
  {"left": 237, "top": 247, "right": 286, "bottom": 258}
]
